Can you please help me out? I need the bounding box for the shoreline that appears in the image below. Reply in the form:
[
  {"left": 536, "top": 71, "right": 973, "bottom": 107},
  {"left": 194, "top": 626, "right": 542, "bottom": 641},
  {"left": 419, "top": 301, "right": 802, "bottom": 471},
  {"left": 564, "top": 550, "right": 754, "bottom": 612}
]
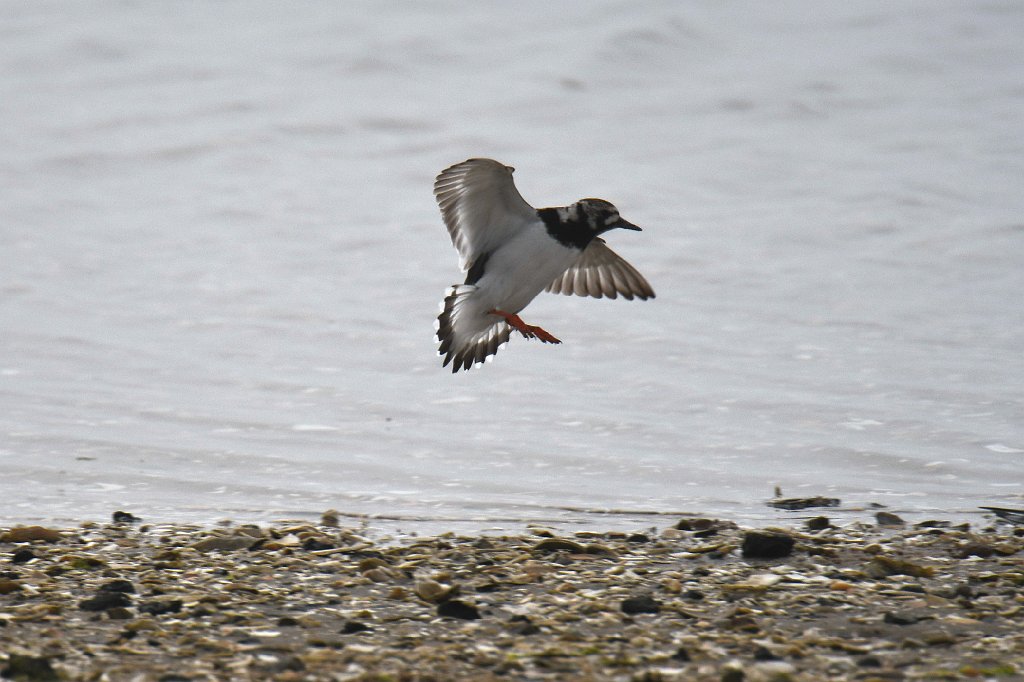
[{"left": 2, "top": 513, "right": 1022, "bottom": 681}]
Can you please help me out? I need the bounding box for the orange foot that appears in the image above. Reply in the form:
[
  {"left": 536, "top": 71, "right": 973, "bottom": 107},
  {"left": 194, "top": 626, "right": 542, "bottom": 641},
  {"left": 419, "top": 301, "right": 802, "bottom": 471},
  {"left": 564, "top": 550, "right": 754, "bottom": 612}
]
[{"left": 488, "top": 309, "right": 562, "bottom": 344}]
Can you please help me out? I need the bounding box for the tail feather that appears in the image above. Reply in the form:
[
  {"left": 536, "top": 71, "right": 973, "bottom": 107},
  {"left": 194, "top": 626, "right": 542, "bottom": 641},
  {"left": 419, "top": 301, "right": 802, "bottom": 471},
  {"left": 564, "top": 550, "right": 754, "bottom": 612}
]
[{"left": 437, "top": 285, "right": 511, "bottom": 372}]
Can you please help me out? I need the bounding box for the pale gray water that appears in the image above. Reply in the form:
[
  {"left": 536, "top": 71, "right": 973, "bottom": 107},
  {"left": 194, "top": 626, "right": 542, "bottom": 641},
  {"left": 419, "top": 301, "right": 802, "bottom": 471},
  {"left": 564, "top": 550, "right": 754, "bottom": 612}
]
[{"left": 2, "top": 1, "right": 1022, "bottom": 533}]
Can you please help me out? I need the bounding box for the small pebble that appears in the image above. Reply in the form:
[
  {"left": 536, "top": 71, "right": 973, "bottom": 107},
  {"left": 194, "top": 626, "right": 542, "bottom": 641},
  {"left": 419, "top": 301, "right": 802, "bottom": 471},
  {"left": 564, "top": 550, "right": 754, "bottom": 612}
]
[
  {"left": 805, "top": 516, "right": 831, "bottom": 531},
  {"left": 857, "top": 654, "right": 883, "bottom": 667},
  {"left": 139, "top": 599, "right": 183, "bottom": 616},
  {"left": 99, "top": 579, "right": 135, "bottom": 594},
  {"left": 532, "top": 538, "right": 586, "bottom": 553},
  {"left": 767, "top": 496, "right": 840, "bottom": 510},
  {"left": 341, "top": 620, "right": 372, "bottom": 633},
  {"left": 0, "top": 580, "right": 22, "bottom": 595},
  {"left": 11, "top": 548, "right": 36, "bottom": 564},
  {"left": 621, "top": 594, "right": 661, "bottom": 615},
  {"left": 436, "top": 599, "right": 481, "bottom": 620},
  {"left": 955, "top": 541, "right": 995, "bottom": 558},
  {"left": 741, "top": 531, "right": 794, "bottom": 559},
  {"left": 111, "top": 510, "right": 141, "bottom": 524},
  {"left": 883, "top": 610, "right": 922, "bottom": 625},
  {"left": 192, "top": 536, "right": 256, "bottom": 552},
  {"left": 2, "top": 654, "right": 59, "bottom": 682},
  {"left": 875, "top": 511, "right": 905, "bottom": 526},
  {"left": 79, "top": 591, "right": 132, "bottom": 612}
]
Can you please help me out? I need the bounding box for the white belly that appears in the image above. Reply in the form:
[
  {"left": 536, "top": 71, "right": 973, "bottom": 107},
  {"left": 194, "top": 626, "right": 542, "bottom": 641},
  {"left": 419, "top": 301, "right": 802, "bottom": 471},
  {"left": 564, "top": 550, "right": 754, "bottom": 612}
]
[{"left": 476, "top": 226, "right": 580, "bottom": 315}]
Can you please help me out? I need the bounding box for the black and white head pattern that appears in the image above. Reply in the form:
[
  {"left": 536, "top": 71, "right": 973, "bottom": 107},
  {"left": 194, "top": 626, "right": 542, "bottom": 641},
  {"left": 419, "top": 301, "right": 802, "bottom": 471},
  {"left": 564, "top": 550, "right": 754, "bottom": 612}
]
[{"left": 538, "top": 198, "right": 640, "bottom": 251}]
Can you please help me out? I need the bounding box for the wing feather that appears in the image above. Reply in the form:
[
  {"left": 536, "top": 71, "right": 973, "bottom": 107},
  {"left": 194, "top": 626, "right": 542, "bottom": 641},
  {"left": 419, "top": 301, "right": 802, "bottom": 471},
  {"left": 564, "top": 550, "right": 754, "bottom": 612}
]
[
  {"left": 546, "top": 238, "right": 655, "bottom": 301},
  {"left": 434, "top": 158, "right": 536, "bottom": 272}
]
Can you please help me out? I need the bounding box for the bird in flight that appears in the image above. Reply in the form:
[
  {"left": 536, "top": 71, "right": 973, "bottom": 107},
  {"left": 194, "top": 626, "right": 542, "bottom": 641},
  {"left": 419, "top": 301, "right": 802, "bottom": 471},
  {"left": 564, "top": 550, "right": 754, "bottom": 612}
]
[{"left": 434, "top": 158, "right": 654, "bottom": 372}]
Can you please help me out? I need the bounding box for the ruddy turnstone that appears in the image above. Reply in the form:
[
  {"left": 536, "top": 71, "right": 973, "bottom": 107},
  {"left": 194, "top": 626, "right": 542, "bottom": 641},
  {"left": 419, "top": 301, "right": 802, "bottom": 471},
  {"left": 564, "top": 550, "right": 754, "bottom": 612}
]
[{"left": 434, "top": 158, "right": 654, "bottom": 372}]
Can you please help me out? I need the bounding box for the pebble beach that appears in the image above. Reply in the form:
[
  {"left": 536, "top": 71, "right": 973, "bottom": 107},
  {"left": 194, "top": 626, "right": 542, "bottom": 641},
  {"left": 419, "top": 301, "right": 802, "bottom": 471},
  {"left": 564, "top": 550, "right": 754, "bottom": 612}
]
[{"left": 2, "top": 512, "right": 1022, "bottom": 681}]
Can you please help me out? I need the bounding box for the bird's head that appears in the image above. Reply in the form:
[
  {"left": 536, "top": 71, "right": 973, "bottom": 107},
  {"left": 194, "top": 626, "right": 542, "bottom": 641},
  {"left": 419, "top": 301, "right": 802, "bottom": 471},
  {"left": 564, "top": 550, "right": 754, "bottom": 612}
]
[{"left": 573, "top": 198, "right": 642, "bottom": 235}]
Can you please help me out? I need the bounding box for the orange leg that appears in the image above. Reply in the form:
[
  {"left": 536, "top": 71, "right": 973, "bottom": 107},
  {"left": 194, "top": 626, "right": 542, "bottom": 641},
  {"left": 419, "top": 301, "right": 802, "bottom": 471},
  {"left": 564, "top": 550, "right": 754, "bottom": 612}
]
[{"left": 488, "top": 309, "right": 562, "bottom": 344}]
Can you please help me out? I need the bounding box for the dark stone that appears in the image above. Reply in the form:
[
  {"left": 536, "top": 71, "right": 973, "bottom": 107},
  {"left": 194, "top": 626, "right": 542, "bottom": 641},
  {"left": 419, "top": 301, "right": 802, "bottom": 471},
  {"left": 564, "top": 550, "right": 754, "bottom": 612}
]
[
  {"left": 955, "top": 542, "right": 995, "bottom": 559},
  {"left": 865, "top": 556, "right": 934, "bottom": 578},
  {"left": 875, "top": 511, "right": 905, "bottom": 526},
  {"left": 883, "top": 610, "right": 922, "bottom": 625},
  {"left": 340, "top": 620, "right": 371, "bottom": 634},
  {"left": 723, "top": 613, "right": 760, "bottom": 632},
  {"left": 0, "top": 580, "right": 21, "bottom": 595},
  {"left": 805, "top": 516, "right": 831, "bottom": 531},
  {"left": 626, "top": 533, "right": 650, "bottom": 543},
  {"left": 532, "top": 538, "right": 586, "bottom": 554},
  {"left": 2, "top": 654, "right": 59, "bottom": 681},
  {"left": 474, "top": 580, "right": 502, "bottom": 593},
  {"left": 684, "top": 589, "right": 705, "bottom": 601},
  {"left": 80, "top": 591, "right": 132, "bottom": 611},
  {"left": 507, "top": 616, "right": 541, "bottom": 635},
  {"left": 271, "top": 657, "right": 305, "bottom": 673},
  {"left": 12, "top": 548, "right": 36, "bottom": 564},
  {"left": 302, "top": 538, "right": 335, "bottom": 551},
  {"left": 192, "top": 536, "right": 256, "bottom": 552},
  {"left": 581, "top": 543, "right": 617, "bottom": 558},
  {"left": 100, "top": 579, "right": 135, "bottom": 594},
  {"left": 158, "top": 676, "right": 193, "bottom": 682},
  {"left": 307, "top": 637, "right": 344, "bottom": 649},
  {"left": 620, "top": 594, "right": 661, "bottom": 615},
  {"left": 915, "top": 520, "right": 951, "bottom": 529},
  {"left": 857, "top": 655, "right": 883, "bottom": 667},
  {"left": 675, "top": 518, "right": 730, "bottom": 531},
  {"left": 277, "top": 616, "right": 299, "bottom": 626},
  {"left": 437, "top": 599, "right": 481, "bottom": 620},
  {"left": 721, "top": 668, "right": 745, "bottom": 682},
  {"left": 139, "top": 599, "right": 183, "bottom": 616},
  {"left": 767, "top": 496, "right": 840, "bottom": 510},
  {"left": 753, "top": 645, "right": 778, "bottom": 660},
  {"left": 68, "top": 556, "right": 105, "bottom": 569},
  {"left": 672, "top": 646, "right": 691, "bottom": 661},
  {"left": 741, "top": 531, "right": 795, "bottom": 559},
  {"left": 112, "top": 510, "right": 141, "bottom": 524}
]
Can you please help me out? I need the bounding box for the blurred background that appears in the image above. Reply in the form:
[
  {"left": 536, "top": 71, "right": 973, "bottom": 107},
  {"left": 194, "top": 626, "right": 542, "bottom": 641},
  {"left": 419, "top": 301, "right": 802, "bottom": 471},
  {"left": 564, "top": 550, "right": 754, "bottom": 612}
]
[{"left": 2, "top": 1, "right": 1022, "bottom": 532}]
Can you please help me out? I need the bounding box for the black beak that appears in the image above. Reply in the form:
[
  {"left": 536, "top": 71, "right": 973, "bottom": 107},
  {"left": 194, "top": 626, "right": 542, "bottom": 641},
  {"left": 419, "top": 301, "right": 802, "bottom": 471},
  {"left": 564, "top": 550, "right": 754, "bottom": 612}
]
[{"left": 615, "top": 217, "right": 642, "bottom": 231}]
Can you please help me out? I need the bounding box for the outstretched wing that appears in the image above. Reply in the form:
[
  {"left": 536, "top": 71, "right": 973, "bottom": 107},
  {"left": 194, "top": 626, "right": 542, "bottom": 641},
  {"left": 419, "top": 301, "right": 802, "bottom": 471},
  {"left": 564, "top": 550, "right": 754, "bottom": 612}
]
[
  {"left": 546, "top": 238, "right": 655, "bottom": 300},
  {"left": 434, "top": 158, "right": 537, "bottom": 272}
]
